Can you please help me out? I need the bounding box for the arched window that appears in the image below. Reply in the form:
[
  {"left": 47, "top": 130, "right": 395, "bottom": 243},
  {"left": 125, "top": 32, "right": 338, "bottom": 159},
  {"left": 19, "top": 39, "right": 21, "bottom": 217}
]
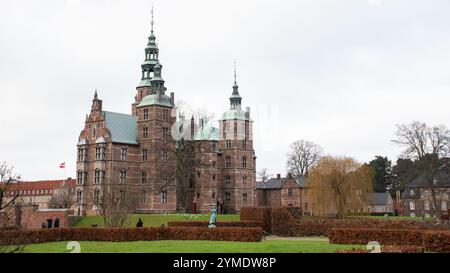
[
  {"left": 161, "top": 191, "right": 168, "bottom": 204},
  {"left": 242, "top": 156, "right": 247, "bottom": 168}
]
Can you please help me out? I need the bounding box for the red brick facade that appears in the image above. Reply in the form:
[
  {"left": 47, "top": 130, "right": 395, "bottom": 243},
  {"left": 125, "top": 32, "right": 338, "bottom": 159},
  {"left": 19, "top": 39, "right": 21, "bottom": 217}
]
[{"left": 75, "top": 20, "right": 256, "bottom": 215}]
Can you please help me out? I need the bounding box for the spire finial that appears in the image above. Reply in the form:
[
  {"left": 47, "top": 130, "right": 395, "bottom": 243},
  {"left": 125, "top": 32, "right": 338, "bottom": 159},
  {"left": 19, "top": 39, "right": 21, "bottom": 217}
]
[
  {"left": 234, "top": 61, "right": 237, "bottom": 84},
  {"left": 151, "top": 6, "right": 154, "bottom": 33},
  {"left": 94, "top": 89, "right": 98, "bottom": 100}
]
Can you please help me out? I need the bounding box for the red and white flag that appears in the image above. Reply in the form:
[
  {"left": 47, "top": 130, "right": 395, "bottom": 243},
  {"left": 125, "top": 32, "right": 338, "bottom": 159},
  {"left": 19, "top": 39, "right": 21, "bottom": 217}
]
[{"left": 59, "top": 162, "right": 66, "bottom": 169}]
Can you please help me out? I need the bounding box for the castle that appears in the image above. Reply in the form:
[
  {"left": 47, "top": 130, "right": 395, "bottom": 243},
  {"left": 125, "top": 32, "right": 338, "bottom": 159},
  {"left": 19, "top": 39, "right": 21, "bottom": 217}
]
[{"left": 75, "top": 11, "right": 256, "bottom": 216}]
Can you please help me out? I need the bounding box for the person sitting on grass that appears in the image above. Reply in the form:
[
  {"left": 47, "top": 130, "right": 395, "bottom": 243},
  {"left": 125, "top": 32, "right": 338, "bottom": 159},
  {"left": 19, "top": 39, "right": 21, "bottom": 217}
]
[{"left": 136, "top": 218, "right": 144, "bottom": 228}]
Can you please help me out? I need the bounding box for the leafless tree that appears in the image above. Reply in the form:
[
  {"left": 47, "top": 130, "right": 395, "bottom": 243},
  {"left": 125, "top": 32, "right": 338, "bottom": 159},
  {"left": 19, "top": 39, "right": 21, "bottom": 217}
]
[
  {"left": 392, "top": 121, "right": 450, "bottom": 219},
  {"left": 0, "top": 162, "right": 26, "bottom": 253},
  {"left": 48, "top": 181, "right": 75, "bottom": 209},
  {"left": 286, "top": 140, "right": 323, "bottom": 177},
  {"left": 257, "top": 168, "right": 272, "bottom": 183},
  {"left": 98, "top": 182, "right": 136, "bottom": 228}
]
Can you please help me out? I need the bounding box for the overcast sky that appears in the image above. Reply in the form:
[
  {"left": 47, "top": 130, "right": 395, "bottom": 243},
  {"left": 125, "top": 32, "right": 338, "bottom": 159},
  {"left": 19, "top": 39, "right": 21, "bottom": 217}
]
[{"left": 1, "top": 0, "right": 450, "bottom": 181}]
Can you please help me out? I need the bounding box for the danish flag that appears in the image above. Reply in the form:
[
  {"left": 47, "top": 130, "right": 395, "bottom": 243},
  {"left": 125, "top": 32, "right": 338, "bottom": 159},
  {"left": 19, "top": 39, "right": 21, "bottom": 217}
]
[{"left": 59, "top": 162, "right": 66, "bottom": 169}]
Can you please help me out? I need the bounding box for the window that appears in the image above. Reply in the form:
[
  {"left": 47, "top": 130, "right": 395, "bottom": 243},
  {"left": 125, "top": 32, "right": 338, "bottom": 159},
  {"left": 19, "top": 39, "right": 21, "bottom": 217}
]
[
  {"left": 225, "top": 176, "right": 231, "bottom": 187},
  {"left": 120, "top": 147, "right": 127, "bottom": 160},
  {"left": 120, "top": 190, "right": 125, "bottom": 205},
  {"left": 225, "top": 192, "right": 231, "bottom": 205},
  {"left": 226, "top": 140, "right": 232, "bottom": 149},
  {"left": 100, "top": 171, "right": 105, "bottom": 184},
  {"left": 143, "top": 126, "right": 148, "bottom": 138},
  {"left": 78, "top": 148, "right": 87, "bottom": 162},
  {"left": 212, "top": 175, "right": 216, "bottom": 181},
  {"left": 142, "top": 149, "right": 148, "bottom": 161},
  {"left": 242, "top": 176, "right": 247, "bottom": 189},
  {"left": 140, "top": 192, "right": 147, "bottom": 204},
  {"left": 162, "top": 149, "right": 168, "bottom": 161},
  {"left": 425, "top": 201, "right": 431, "bottom": 211},
  {"left": 243, "top": 193, "right": 248, "bottom": 206},
  {"left": 163, "top": 127, "right": 169, "bottom": 141},
  {"left": 77, "top": 171, "right": 83, "bottom": 185},
  {"left": 163, "top": 109, "right": 169, "bottom": 121},
  {"left": 94, "top": 170, "right": 101, "bottom": 184},
  {"left": 288, "top": 188, "right": 293, "bottom": 197},
  {"left": 95, "top": 147, "right": 102, "bottom": 160},
  {"left": 242, "top": 156, "right": 247, "bottom": 168},
  {"left": 442, "top": 201, "right": 448, "bottom": 212},
  {"left": 225, "top": 156, "right": 231, "bottom": 168},
  {"left": 93, "top": 190, "right": 99, "bottom": 205},
  {"left": 141, "top": 172, "right": 147, "bottom": 184},
  {"left": 242, "top": 140, "right": 247, "bottom": 150},
  {"left": 409, "top": 201, "right": 415, "bottom": 211},
  {"left": 82, "top": 172, "right": 88, "bottom": 185},
  {"left": 161, "top": 191, "right": 168, "bottom": 204},
  {"left": 76, "top": 191, "right": 82, "bottom": 204},
  {"left": 212, "top": 192, "right": 216, "bottom": 199},
  {"left": 120, "top": 170, "right": 127, "bottom": 184},
  {"left": 143, "top": 108, "right": 149, "bottom": 120}
]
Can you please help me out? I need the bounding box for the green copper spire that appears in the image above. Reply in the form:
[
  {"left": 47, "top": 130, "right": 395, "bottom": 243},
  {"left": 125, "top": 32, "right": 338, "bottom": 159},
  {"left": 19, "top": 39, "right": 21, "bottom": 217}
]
[
  {"left": 138, "top": 7, "right": 160, "bottom": 88},
  {"left": 230, "top": 62, "right": 242, "bottom": 110}
]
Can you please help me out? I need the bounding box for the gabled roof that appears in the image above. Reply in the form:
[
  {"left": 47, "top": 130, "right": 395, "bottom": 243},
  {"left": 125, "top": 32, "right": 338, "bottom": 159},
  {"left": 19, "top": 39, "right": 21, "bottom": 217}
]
[
  {"left": 369, "top": 193, "right": 390, "bottom": 205},
  {"left": 256, "top": 176, "right": 308, "bottom": 190},
  {"left": 405, "top": 171, "right": 450, "bottom": 189},
  {"left": 103, "top": 111, "right": 138, "bottom": 145}
]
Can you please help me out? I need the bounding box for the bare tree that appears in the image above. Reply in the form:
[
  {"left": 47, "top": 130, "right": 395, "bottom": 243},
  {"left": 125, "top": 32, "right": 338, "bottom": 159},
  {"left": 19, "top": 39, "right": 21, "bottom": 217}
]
[
  {"left": 306, "top": 156, "right": 374, "bottom": 219},
  {"left": 257, "top": 168, "right": 272, "bottom": 183},
  {"left": 48, "top": 181, "right": 75, "bottom": 209},
  {"left": 0, "top": 162, "right": 25, "bottom": 253},
  {"left": 286, "top": 140, "right": 323, "bottom": 177},
  {"left": 392, "top": 121, "right": 450, "bottom": 219},
  {"left": 98, "top": 183, "right": 136, "bottom": 228}
]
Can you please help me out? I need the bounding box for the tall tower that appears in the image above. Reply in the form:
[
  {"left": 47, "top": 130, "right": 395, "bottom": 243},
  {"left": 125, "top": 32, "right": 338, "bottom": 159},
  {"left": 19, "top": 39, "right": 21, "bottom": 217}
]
[
  {"left": 218, "top": 64, "right": 256, "bottom": 213},
  {"left": 133, "top": 7, "right": 161, "bottom": 115}
]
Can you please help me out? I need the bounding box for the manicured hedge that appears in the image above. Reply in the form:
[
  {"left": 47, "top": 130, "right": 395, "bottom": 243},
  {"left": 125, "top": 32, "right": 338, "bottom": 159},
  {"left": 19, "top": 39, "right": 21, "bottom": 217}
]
[
  {"left": 329, "top": 228, "right": 424, "bottom": 246},
  {"left": 280, "top": 218, "right": 450, "bottom": 237},
  {"left": 270, "top": 207, "right": 302, "bottom": 236},
  {"left": 335, "top": 246, "right": 424, "bottom": 253},
  {"left": 0, "top": 227, "right": 263, "bottom": 245},
  {"left": 240, "top": 207, "right": 272, "bottom": 233},
  {"left": 167, "top": 221, "right": 263, "bottom": 228},
  {"left": 329, "top": 228, "right": 450, "bottom": 252}
]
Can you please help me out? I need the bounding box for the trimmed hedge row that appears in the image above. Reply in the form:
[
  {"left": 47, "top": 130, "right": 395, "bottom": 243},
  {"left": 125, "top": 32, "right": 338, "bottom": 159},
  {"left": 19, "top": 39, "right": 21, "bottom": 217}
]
[
  {"left": 0, "top": 227, "right": 263, "bottom": 245},
  {"left": 275, "top": 218, "right": 450, "bottom": 237},
  {"left": 167, "top": 221, "right": 263, "bottom": 228},
  {"left": 240, "top": 207, "right": 272, "bottom": 233},
  {"left": 335, "top": 246, "right": 424, "bottom": 253},
  {"left": 329, "top": 228, "right": 450, "bottom": 252}
]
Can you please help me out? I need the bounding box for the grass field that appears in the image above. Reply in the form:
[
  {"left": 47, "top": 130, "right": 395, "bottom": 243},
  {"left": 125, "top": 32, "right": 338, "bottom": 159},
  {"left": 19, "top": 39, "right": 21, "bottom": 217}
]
[
  {"left": 22, "top": 239, "right": 364, "bottom": 253},
  {"left": 73, "top": 214, "right": 241, "bottom": 228}
]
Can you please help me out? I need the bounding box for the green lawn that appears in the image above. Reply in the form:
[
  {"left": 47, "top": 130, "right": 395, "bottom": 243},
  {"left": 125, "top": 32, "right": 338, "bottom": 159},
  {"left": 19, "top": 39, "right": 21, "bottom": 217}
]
[
  {"left": 73, "top": 214, "right": 240, "bottom": 228},
  {"left": 22, "top": 239, "right": 364, "bottom": 253}
]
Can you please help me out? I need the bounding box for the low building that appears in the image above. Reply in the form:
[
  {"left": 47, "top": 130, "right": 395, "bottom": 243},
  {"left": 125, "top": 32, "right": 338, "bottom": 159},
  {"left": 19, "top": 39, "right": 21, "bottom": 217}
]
[
  {"left": 256, "top": 174, "right": 309, "bottom": 213},
  {"left": 1, "top": 179, "right": 76, "bottom": 210},
  {"left": 402, "top": 172, "right": 450, "bottom": 218},
  {"left": 366, "top": 192, "right": 394, "bottom": 215}
]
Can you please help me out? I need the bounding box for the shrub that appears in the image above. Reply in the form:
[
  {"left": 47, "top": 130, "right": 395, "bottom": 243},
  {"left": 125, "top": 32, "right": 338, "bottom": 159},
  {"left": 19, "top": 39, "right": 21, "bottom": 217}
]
[
  {"left": 0, "top": 227, "right": 263, "bottom": 245},
  {"left": 422, "top": 230, "right": 450, "bottom": 252},
  {"left": 240, "top": 207, "right": 272, "bottom": 233},
  {"left": 329, "top": 228, "right": 424, "bottom": 246},
  {"left": 270, "top": 207, "right": 302, "bottom": 236},
  {"left": 167, "top": 221, "right": 263, "bottom": 228}
]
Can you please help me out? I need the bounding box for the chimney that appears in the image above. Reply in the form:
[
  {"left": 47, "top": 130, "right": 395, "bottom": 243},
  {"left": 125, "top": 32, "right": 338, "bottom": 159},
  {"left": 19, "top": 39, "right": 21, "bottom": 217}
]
[
  {"left": 170, "top": 92, "right": 175, "bottom": 105},
  {"left": 277, "top": 174, "right": 281, "bottom": 179}
]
